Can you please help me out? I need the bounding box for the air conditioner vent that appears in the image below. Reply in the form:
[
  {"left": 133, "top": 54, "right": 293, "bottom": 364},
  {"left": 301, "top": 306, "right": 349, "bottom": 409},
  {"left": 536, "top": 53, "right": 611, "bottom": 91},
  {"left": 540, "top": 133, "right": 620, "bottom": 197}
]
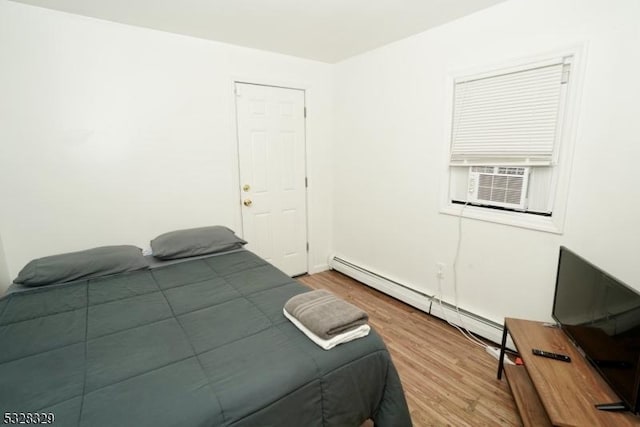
[
  {"left": 497, "top": 167, "right": 526, "bottom": 176},
  {"left": 472, "top": 166, "right": 494, "bottom": 173},
  {"left": 468, "top": 166, "right": 530, "bottom": 210}
]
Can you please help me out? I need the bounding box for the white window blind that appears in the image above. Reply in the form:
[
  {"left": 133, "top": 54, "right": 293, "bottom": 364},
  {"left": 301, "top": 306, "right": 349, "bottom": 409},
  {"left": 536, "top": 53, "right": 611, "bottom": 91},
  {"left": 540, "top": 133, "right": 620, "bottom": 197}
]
[{"left": 450, "top": 59, "right": 569, "bottom": 166}]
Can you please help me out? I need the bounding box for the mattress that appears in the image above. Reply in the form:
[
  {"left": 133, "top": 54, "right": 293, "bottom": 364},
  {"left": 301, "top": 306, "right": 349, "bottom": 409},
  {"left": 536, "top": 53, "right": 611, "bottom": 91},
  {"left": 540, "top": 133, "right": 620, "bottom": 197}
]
[{"left": 0, "top": 249, "right": 411, "bottom": 426}]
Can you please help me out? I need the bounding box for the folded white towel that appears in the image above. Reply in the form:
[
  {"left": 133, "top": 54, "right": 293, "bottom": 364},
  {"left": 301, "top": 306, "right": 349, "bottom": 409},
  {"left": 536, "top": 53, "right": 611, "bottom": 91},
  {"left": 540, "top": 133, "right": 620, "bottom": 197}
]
[{"left": 283, "top": 308, "right": 370, "bottom": 350}]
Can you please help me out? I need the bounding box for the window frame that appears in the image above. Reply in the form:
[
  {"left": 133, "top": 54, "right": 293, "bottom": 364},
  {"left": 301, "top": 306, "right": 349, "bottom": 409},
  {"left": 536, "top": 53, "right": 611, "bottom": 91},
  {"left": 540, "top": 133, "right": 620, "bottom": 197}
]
[{"left": 439, "top": 44, "right": 587, "bottom": 234}]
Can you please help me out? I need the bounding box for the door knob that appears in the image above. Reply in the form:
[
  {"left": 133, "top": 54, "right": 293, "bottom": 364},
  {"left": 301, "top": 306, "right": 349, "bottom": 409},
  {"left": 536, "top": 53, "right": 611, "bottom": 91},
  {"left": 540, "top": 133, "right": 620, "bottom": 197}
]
[
  {"left": 243, "top": 199, "right": 253, "bottom": 207},
  {"left": 242, "top": 184, "right": 251, "bottom": 192}
]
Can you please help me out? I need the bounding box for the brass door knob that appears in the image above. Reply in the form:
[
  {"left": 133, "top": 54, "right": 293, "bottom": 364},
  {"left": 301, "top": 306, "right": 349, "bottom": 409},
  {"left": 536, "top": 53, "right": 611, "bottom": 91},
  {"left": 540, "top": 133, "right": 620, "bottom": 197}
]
[
  {"left": 243, "top": 199, "right": 253, "bottom": 207},
  {"left": 242, "top": 184, "right": 251, "bottom": 192}
]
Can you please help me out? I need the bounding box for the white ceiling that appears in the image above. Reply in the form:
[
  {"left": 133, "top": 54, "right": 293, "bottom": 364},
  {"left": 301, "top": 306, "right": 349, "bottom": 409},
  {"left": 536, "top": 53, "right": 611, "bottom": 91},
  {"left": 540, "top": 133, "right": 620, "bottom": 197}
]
[{"left": 11, "top": 0, "right": 506, "bottom": 63}]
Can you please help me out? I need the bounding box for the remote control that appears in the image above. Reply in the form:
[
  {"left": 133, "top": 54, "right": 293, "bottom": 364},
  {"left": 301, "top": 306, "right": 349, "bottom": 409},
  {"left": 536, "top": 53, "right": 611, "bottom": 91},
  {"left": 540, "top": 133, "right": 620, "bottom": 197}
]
[{"left": 532, "top": 348, "right": 571, "bottom": 362}]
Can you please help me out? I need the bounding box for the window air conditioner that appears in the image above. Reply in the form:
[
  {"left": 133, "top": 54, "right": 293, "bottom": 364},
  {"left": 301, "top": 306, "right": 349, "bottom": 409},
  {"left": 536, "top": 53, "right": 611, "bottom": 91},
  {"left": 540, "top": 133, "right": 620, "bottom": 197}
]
[{"left": 467, "top": 166, "right": 530, "bottom": 210}]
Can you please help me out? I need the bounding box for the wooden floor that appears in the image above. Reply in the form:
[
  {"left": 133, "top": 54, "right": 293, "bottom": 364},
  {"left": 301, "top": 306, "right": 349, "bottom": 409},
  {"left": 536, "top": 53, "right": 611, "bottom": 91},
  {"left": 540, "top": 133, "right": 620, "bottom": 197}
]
[{"left": 297, "top": 270, "right": 521, "bottom": 427}]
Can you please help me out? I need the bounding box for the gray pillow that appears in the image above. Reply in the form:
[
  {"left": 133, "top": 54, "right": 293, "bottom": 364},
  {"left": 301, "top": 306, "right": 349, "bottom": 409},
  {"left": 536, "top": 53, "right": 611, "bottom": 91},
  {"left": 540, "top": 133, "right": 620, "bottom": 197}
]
[
  {"left": 151, "top": 226, "right": 247, "bottom": 260},
  {"left": 14, "top": 245, "right": 149, "bottom": 287}
]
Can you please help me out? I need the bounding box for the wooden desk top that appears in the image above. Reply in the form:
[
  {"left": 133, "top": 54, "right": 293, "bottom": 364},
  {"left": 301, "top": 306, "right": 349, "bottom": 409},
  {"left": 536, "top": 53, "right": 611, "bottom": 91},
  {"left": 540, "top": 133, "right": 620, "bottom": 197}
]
[{"left": 505, "top": 318, "right": 640, "bottom": 427}]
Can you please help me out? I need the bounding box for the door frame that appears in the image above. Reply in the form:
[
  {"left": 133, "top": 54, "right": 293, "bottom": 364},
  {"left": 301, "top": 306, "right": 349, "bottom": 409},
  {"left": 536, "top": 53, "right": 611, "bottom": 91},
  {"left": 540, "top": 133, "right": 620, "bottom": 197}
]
[{"left": 231, "top": 79, "right": 310, "bottom": 274}]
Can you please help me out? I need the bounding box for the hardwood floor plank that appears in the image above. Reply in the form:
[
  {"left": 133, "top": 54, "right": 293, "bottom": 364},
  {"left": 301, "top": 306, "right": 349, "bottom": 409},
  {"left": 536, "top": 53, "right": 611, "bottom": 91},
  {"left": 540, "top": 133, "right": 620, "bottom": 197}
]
[{"left": 298, "top": 270, "right": 520, "bottom": 427}]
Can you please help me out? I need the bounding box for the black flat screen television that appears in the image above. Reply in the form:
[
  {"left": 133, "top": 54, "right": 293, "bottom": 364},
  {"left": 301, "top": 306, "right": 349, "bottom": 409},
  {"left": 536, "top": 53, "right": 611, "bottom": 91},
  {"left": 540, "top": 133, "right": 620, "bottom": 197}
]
[{"left": 553, "top": 246, "right": 640, "bottom": 413}]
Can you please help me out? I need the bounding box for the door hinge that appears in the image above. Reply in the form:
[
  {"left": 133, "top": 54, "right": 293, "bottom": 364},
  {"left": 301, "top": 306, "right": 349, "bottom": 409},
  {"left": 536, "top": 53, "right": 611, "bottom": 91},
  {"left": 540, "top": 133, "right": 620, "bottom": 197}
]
[
  {"left": 305, "top": 177, "right": 308, "bottom": 188},
  {"left": 306, "top": 242, "right": 309, "bottom": 252},
  {"left": 304, "top": 107, "right": 307, "bottom": 118}
]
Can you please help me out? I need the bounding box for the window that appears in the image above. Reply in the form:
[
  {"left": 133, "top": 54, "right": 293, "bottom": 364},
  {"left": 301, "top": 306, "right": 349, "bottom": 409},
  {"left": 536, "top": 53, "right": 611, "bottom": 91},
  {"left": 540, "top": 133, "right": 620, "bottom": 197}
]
[{"left": 442, "top": 50, "right": 583, "bottom": 233}]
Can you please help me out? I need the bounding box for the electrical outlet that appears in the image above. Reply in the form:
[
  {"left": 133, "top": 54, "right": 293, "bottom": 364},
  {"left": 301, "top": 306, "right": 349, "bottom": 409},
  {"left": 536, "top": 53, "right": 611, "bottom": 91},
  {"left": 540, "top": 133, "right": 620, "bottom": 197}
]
[{"left": 436, "top": 262, "right": 445, "bottom": 279}]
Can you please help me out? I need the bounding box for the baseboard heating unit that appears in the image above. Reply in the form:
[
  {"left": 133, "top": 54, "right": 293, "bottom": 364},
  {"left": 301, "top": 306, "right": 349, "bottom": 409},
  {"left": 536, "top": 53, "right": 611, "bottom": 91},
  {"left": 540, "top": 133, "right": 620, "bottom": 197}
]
[{"left": 329, "top": 255, "right": 507, "bottom": 346}]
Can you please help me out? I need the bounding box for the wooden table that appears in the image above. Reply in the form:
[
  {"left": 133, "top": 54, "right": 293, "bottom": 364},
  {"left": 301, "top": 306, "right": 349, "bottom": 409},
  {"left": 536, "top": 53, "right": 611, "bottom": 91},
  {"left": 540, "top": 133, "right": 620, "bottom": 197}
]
[{"left": 497, "top": 318, "right": 639, "bottom": 427}]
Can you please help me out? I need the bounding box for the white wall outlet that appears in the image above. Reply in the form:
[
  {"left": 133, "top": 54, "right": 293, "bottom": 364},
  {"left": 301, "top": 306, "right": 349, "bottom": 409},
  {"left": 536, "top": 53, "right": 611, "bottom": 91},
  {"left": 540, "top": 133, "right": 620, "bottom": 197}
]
[{"left": 436, "top": 262, "right": 445, "bottom": 279}]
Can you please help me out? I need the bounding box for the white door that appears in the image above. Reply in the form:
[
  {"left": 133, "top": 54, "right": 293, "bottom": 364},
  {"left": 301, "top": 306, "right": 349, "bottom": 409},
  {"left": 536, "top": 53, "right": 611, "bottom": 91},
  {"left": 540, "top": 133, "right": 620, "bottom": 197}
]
[{"left": 235, "top": 83, "right": 307, "bottom": 276}]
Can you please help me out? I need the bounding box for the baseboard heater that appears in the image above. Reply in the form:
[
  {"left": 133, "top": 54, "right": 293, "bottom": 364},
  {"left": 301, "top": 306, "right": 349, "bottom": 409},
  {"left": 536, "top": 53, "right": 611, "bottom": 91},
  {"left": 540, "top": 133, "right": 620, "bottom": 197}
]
[{"left": 329, "top": 255, "right": 508, "bottom": 346}]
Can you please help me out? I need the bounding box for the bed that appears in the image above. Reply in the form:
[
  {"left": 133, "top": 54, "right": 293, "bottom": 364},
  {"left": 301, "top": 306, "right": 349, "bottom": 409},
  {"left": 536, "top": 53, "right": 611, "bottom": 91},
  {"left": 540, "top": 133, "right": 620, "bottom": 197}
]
[{"left": 0, "top": 248, "right": 411, "bottom": 426}]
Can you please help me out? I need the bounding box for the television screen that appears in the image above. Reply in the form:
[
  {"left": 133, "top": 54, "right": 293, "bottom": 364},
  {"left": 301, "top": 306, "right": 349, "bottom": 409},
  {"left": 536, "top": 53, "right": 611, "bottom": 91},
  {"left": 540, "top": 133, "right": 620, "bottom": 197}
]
[{"left": 553, "top": 247, "right": 640, "bottom": 413}]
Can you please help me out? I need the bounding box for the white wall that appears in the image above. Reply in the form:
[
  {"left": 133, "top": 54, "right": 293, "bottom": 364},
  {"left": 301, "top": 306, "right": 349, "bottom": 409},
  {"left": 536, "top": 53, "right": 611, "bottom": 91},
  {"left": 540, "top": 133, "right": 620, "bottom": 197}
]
[
  {"left": 0, "top": 0, "right": 333, "bottom": 288},
  {"left": 2, "top": 0, "right": 638, "bottom": 321},
  {"left": 0, "top": 235, "right": 9, "bottom": 290},
  {"left": 332, "top": 0, "right": 640, "bottom": 325}
]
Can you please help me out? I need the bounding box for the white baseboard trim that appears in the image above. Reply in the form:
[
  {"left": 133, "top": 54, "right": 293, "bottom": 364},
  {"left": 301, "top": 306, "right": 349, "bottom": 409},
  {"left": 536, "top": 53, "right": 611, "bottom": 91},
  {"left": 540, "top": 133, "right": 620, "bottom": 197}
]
[
  {"left": 330, "top": 256, "right": 432, "bottom": 313},
  {"left": 329, "top": 255, "right": 514, "bottom": 347},
  {"left": 309, "top": 263, "right": 330, "bottom": 275},
  {"left": 428, "top": 303, "right": 506, "bottom": 346}
]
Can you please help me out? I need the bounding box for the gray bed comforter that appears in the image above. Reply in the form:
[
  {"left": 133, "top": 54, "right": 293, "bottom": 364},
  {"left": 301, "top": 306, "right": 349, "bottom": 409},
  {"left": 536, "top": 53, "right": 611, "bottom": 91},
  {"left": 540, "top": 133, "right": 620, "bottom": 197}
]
[{"left": 0, "top": 250, "right": 411, "bottom": 426}]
